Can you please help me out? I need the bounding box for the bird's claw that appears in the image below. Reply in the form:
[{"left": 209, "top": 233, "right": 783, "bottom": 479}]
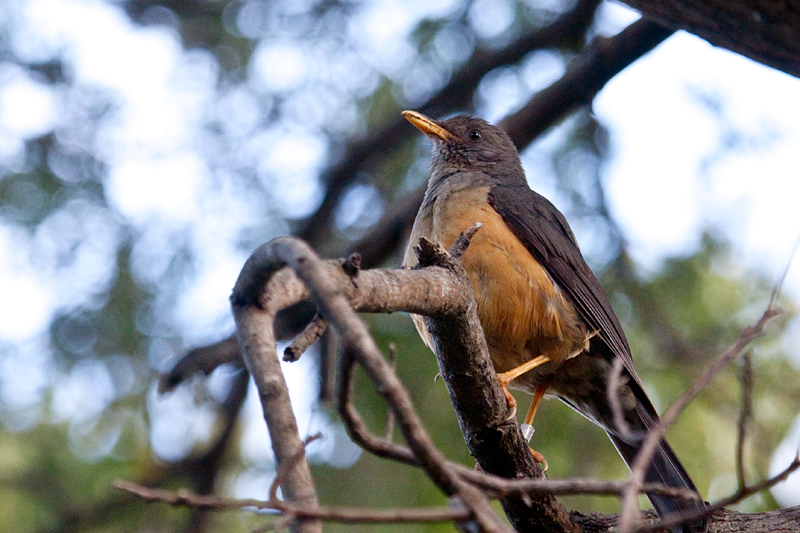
[
  {"left": 498, "top": 379, "right": 517, "bottom": 410},
  {"left": 530, "top": 448, "right": 548, "bottom": 471}
]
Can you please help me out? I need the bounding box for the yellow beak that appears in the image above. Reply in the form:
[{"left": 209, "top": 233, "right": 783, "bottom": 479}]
[{"left": 402, "top": 110, "right": 458, "bottom": 142}]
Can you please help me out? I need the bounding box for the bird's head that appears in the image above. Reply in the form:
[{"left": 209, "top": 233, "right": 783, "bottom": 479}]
[{"left": 402, "top": 110, "right": 525, "bottom": 182}]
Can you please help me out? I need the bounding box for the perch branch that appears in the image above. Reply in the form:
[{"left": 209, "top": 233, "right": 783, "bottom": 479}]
[{"left": 231, "top": 236, "right": 512, "bottom": 533}]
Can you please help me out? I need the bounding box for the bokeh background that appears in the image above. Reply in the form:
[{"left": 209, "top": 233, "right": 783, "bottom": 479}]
[{"left": 1, "top": 0, "right": 800, "bottom": 531}]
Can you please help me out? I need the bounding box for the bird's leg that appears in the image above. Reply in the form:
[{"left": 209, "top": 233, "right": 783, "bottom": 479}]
[
  {"left": 496, "top": 354, "right": 550, "bottom": 408},
  {"left": 518, "top": 382, "right": 551, "bottom": 469},
  {"left": 523, "top": 382, "right": 549, "bottom": 427}
]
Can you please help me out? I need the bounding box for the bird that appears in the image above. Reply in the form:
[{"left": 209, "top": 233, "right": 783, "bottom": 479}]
[{"left": 401, "top": 110, "right": 707, "bottom": 532}]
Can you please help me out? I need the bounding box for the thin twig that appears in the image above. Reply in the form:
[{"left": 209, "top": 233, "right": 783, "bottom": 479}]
[
  {"left": 384, "top": 343, "right": 397, "bottom": 441},
  {"left": 337, "top": 346, "right": 420, "bottom": 465},
  {"left": 617, "top": 304, "right": 782, "bottom": 533},
  {"left": 270, "top": 433, "right": 323, "bottom": 502},
  {"left": 635, "top": 454, "right": 800, "bottom": 533},
  {"left": 770, "top": 233, "right": 800, "bottom": 309},
  {"left": 283, "top": 314, "right": 329, "bottom": 362},
  {"left": 449, "top": 223, "right": 483, "bottom": 260},
  {"left": 114, "top": 480, "right": 471, "bottom": 524},
  {"left": 736, "top": 351, "right": 754, "bottom": 490},
  {"left": 159, "top": 336, "right": 242, "bottom": 393}
]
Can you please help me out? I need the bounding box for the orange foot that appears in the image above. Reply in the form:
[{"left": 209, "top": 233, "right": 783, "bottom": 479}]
[
  {"left": 530, "top": 447, "right": 548, "bottom": 471},
  {"left": 496, "top": 355, "right": 551, "bottom": 410}
]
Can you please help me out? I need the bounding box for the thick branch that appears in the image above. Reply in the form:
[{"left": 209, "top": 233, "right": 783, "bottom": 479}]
[
  {"left": 622, "top": 0, "right": 800, "bottom": 79},
  {"left": 230, "top": 265, "right": 320, "bottom": 533},
  {"left": 231, "top": 237, "right": 512, "bottom": 533},
  {"left": 414, "top": 237, "right": 580, "bottom": 533}
]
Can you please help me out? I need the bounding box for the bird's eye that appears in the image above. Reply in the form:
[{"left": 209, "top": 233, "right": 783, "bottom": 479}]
[{"left": 468, "top": 129, "right": 482, "bottom": 141}]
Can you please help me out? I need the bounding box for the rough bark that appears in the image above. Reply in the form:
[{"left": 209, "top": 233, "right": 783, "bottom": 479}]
[{"left": 622, "top": 0, "right": 800, "bottom": 78}]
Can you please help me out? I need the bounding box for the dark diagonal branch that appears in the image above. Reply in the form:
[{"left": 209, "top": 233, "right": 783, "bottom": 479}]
[
  {"left": 158, "top": 336, "right": 242, "bottom": 394},
  {"left": 296, "top": 0, "right": 602, "bottom": 246},
  {"left": 500, "top": 19, "right": 673, "bottom": 147},
  {"left": 621, "top": 0, "right": 800, "bottom": 79},
  {"left": 414, "top": 234, "right": 579, "bottom": 533}
]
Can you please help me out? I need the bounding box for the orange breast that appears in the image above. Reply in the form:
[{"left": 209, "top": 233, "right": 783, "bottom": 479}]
[{"left": 405, "top": 185, "right": 586, "bottom": 390}]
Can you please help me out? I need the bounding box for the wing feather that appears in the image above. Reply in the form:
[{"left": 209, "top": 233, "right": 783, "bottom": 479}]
[{"left": 488, "top": 184, "right": 643, "bottom": 388}]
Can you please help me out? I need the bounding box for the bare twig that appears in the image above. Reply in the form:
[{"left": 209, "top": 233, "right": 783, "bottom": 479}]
[
  {"left": 736, "top": 350, "right": 754, "bottom": 490},
  {"left": 159, "top": 301, "right": 317, "bottom": 392},
  {"left": 158, "top": 336, "right": 242, "bottom": 394},
  {"left": 617, "top": 304, "right": 782, "bottom": 533},
  {"left": 449, "top": 223, "right": 484, "bottom": 260},
  {"left": 770, "top": 234, "right": 800, "bottom": 309},
  {"left": 637, "top": 454, "right": 800, "bottom": 533},
  {"left": 384, "top": 343, "right": 398, "bottom": 441},
  {"left": 113, "top": 480, "right": 471, "bottom": 524},
  {"left": 283, "top": 314, "right": 329, "bottom": 362},
  {"left": 114, "top": 472, "right": 703, "bottom": 530},
  {"left": 337, "top": 346, "right": 420, "bottom": 465},
  {"left": 269, "top": 433, "right": 323, "bottom": 502}
]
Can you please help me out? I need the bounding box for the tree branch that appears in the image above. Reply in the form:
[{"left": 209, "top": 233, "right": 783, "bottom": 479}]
[
  {"left": 413, "top": 234, "right": 580, "bottom": 533},
  {"left": 296, "top": 0, "right": 602, "bottom": 246},
  {"left": 500, "top": 19, "right": 673, "bottom": 147},
  {"left": 113, "top": 479, "right": 471, "bottom": 524},
  {"left": 137, "top": 235, "right": 800, "bottom": 532},
  {"left": 230, "top": 259, "right": 322, "bottom": 533},
  {"left": 621, "top": 0, "right": 800, "bottom": 79},
  {"left": 230, "top": 236, "right": 513, "bottom": 533},
  {"left": 618, "top": 304, "right": 782, "bottom": 532}
]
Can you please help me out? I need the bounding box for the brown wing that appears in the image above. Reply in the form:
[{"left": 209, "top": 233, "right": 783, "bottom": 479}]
[
  {"left": 488, "top": 183, "right": 643, "bottom": 388},
  {"left": 490, "top": 183, "right": 707, "bottom": 526}
]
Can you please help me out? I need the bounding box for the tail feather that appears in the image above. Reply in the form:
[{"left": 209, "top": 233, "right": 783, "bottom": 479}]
[{"left": 608, "top": 432, "right": 707, "bottom": 533}]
